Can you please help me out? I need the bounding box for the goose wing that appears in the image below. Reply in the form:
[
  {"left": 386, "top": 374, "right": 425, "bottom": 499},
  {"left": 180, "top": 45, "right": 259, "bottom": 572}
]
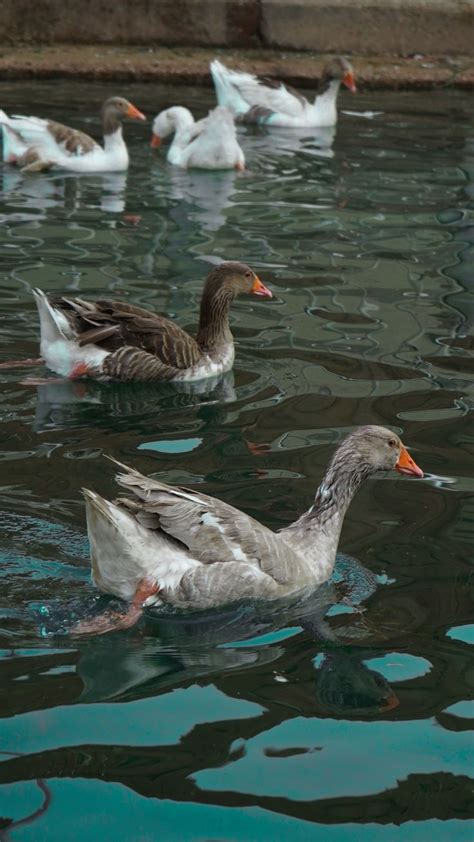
[
  {"left": 5, "top": 115, "right": 99, "bottom": 157},
  {"left": 185, "top": 107, "right": 244, "bottom": 169},
  {"left": 113, "top": 461, "right": 294, "bottom": 584},
  {"left": 56, "top": 296, "right": 202, "bottom": 370},
  {"left": 212, "top": 62, "right": 308, "bottom": 118}
]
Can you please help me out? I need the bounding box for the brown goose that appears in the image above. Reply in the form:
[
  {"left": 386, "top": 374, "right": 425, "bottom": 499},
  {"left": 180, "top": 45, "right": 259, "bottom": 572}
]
[
  {"left": 0, "top": 96, "right": 146, "bottom": 173},
  {"left": 72, "top": 426, "right": 423, "bottom": 635},
  {"left": 17, "top": 262, "right": 271, "bottom": 383}
]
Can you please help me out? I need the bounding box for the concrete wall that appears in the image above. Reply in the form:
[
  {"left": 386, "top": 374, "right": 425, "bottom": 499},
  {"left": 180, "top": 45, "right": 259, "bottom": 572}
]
[{"left": 1, "top": 0, "right": 473, "bottom": 56}]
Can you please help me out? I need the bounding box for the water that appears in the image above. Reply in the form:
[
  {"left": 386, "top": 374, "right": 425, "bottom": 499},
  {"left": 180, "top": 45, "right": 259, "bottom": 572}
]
[{"left": 0, "top": 81, "right": 472, "bottom": 840}]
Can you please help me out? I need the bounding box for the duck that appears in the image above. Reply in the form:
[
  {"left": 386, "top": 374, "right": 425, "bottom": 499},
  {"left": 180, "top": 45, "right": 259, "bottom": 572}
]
[
  {"left": 210, "top": 56, "right": 356, "bottom": 128},
  {"left": 72, "top": 425, "right": 423, "bottom": 635},
  {"left": 151, "top": 105, "right": 245, "bottom": 170},
  {"left": 16, "top": 262, "right": 272, "bottom": 383},
  {"left": 0, "top": 97, "right": 146, "bottom": 173}
]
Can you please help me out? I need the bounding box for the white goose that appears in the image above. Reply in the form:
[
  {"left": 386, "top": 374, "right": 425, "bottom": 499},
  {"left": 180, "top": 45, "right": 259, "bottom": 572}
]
[
  {"left": 0, "top": 97, "right": 146, "bottom": 173},
  {"left": 151, "top": 105, "right": 245, "bottom": 170},
  {"left": 72, "top": 426, "right": 423, "bottom": 635},
  {"left": 210, "top": 56, "right": 356, "bottom": 128}
]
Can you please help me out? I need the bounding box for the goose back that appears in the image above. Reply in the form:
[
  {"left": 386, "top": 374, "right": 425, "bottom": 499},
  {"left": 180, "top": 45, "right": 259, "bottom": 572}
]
[{"left": 56, "top": 297, "right": 202, "bottom": 370}]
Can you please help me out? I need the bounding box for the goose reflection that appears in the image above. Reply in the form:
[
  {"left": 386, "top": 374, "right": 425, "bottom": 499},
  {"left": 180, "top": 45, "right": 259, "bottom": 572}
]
[
  {"left": 246, "top": 124, "right": 336, "bottom": 162},
  {"left": 0, "top": 549, "right": 397, "bottom": 718},
  {"left": 0, "top": 170, "right": 127, "bottom": 215},
  {"left": 31, "top": 372, "right": 237, "bottom": 433},
  {"left": 68, "top": 553, "right": 398, "bottom": 716},
  {"left": 166, "top": 166, "right": 240, "bottom": 232}
]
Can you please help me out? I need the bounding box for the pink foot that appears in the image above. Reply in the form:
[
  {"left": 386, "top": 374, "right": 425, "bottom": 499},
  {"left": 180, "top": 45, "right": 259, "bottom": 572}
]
[
  {"left": 0, "top": 357, "right": 43, "bottom": 370},
  {"left": 70, "top": 604, "right": 144, "bottom": 635},
  {"left": 69, "top": 362, "right": 90, "bottom": 380},
  {"left": 70, "top": 577, "right": 160, "bottom": 637}
]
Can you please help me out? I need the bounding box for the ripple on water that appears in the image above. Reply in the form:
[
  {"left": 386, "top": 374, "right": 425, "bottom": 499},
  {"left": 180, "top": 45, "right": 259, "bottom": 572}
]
[{"left": 0, "top": 83, "right": 472, "bottom": 836}]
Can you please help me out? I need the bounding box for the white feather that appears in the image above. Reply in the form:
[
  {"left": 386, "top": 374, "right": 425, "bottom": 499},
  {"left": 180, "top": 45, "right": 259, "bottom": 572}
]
[
  {"left": 84, "top": 489, "right": 200, "bottom": 600},
  {"left": 210, "top": 60, "right": 343, "bottom": 128},
  {"left": 33, "top": 288, "right": 108, "bottom": 378}
]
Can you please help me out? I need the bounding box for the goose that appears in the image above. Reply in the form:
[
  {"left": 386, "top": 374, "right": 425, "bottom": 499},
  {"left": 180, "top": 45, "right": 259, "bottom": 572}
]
[
  {"left": 0, "top": 96, "right": 146, "bottom": 173},
  {"left": 72, "top": 425, "right": 423, "bottom": 635},
  {"left": 151, "top": 105, "right": 245, "bottom": 170},
  {"left": 210, "top": 56, "right": 356, "bottom": 128},
  {"left": 1, "top": 262, "right": 271, "bottom": 383}
]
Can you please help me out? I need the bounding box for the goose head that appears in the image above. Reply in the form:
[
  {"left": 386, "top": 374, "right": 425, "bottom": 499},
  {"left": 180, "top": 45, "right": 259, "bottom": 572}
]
[
  {"left": 321, "top": 56, "right": 356, "bottom": 93},
  {"left": 336, "top": 426, "right": 423, "bottom": 479},
  {"left": 150, "top": 107, "right": 195, "bottom": 147},
  {"left": 201, "top": 262, "right": 273, "bottom": 302},
  {"left": 101, "top": 97, "right": 146, "bottom": 135},
  {"left": 196, "top": 262, "right": 272, "bottom": 350},
  {"left": 301, "top": 425, "right": 424, "bottom": 537}
]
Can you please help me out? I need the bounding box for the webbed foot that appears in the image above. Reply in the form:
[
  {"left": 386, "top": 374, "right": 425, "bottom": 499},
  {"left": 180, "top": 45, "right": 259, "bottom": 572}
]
[{"left": 70, "top": 577, "right": 160, "bottom": 637}]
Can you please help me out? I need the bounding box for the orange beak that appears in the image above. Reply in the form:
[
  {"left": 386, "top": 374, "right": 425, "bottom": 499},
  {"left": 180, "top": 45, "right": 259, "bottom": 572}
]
[
  {"left": 343, "top": 71, "right": 357, "bottom": 93},
  {"left": 150, "top": 133, "right": 162, "bottom": 149},
  {"left": 251, "top": 275, "right": 273, "bottom": 298},
  {"left": 126, "top": 103, "right": 146, "bottom": 121},
  {"left": 396, "top": 444, "right": 424, "bottom": 479}
]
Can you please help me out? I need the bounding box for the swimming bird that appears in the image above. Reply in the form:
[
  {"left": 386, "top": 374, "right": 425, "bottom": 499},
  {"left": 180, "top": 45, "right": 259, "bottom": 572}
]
[
  {"left": 0, "top": 96, "right": 146, "bottom": 173},
  {"left": 151, "top": 105, "right": 245, "bottom": 170},
  {"left": 11, "top": 262, "right": 271, "bottom": 383},
  {"left": 72, "top": 425, "right": 423, "bottom": 634},
  {"left": 210, "top": 56, "right": 356, "bottom": 128}
]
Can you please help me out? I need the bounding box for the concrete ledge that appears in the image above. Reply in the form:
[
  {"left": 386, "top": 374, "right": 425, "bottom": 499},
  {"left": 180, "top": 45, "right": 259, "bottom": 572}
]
[
  {"left": 1, "top": 0, "right": 260, "bottom": 48},
  {"left": 261, "top": 0, "right": 474, "bottom": 56},
  {"left": 1, "top": 0, "right": 473, "bottom": 56},
  {"left": 0, "top": 46, "right": 472, "bottom": 89}
]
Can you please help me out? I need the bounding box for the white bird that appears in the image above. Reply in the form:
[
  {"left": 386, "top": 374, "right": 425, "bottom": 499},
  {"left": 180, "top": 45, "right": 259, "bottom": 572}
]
[
  {"left": 210, "top": 56, "right": 356, "bottom": 128},
  {"left": 151, "top": 105, "right": 245, "bottom": 170},
  {"left": 0, "top": 96, "right": 146, "bottom": 173}
]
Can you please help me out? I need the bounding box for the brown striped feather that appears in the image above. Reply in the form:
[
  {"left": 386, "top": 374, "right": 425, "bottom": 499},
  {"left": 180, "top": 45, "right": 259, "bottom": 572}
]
[
  {"left": 56, "top": 297, "right": 202, "bottom": 369},
  {"left": 47, "top": 120, "right": 99, "bottom": 155}
]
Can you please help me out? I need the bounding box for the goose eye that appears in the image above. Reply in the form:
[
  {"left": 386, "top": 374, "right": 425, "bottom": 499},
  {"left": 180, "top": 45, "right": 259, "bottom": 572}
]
[
  {"left": 245, "top": 271, "right": 253, "bottom": 279},
  {"left": 388, "top": 439, "right": 397, "bottom": 448}
]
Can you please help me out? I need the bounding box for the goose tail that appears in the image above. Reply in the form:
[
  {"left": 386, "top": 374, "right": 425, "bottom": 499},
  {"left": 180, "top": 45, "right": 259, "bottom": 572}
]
[
  {"left": 210, "top": 60, "right": 238, "bottom": 112},
  {"left": 32, "top": 288, "right": 71, "bottom": 350},
  {"left": 0, "top": 119, "right": 28, "bottom": 163},
  {"left": 83, "top": 488, "right": 160, "bottom": 603}
]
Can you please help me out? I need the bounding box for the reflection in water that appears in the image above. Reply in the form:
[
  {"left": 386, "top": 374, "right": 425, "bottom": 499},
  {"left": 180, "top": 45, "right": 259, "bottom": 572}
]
[
  {"left": 31, "top": 372, "right": 237, "bottom": 433},
  {"left": 166, "top": 167, "right": 239, "bottom": 232},
  {"left": 314, "top": 651, "right": 399, "bottom": 714},
  {"left": 248, "top": 124, "right": 336, "bottom": 162},
  {"left": 0, "top": 83, "right": 473, "bottom": 836},
  {"left": 0, "top": 545, "right": 398, "bottom": 711},
  {"left": 0, "top": 169, "right": 128, "bottom": 216}
]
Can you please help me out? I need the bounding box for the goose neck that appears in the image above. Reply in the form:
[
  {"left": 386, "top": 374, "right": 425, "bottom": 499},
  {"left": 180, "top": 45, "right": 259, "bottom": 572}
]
[
  {"left": 103, "top": 109, "right": 123, "bottom": 138},
  {"left": 310, "top": 455, "right": 372, "bottom": 525},
  {"left": 196, "top": 286, "right": 234, "bottom": 352}
]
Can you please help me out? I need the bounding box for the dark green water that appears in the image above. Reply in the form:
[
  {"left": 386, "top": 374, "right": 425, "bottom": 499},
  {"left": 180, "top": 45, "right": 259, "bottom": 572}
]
[{"left": 0, "top": 81, "right": 472, "bottom": 840}]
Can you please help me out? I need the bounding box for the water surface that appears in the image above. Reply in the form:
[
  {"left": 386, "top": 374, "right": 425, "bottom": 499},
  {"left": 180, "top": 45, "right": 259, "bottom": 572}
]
[{"left": 0, "top": 81, "right": 472, "bottom": 840}]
